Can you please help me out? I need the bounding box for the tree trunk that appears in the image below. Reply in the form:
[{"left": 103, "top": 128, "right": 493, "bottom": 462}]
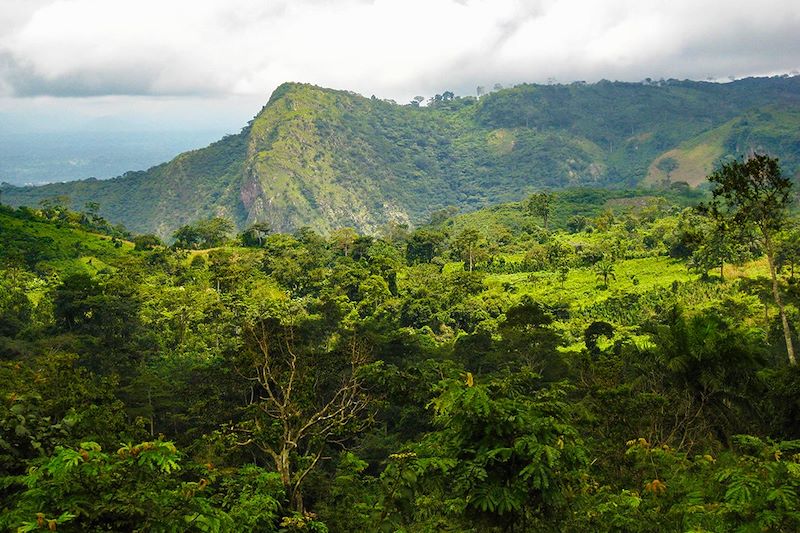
[
  {"left": 766, "top": 242, "right": 796, "bottom": 365},
  {"left": 292, "top": 489, "right": 304, "bottom": 514},
  {"left": 147, "top": 387, "right": 154, "bottom": 437},
  {"left": 275, "top": 448, "right": 301, "bottom": 510}
]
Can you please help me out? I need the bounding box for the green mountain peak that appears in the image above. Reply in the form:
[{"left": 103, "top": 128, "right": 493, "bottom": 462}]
[{"left": 3, "top": 76, "right": 800, "bottom": 238}]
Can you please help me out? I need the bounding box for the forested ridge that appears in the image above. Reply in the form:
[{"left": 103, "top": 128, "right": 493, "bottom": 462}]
[
  {"left": 3, "top": 75, "right": 800, "bottom": 237},
  {"left": 2, "top": 154, "right": 800, "bottom": 531}
]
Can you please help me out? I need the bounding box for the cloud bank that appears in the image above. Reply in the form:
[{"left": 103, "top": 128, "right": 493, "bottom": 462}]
[{"left": 1, "top": 0, "right": 799, "bottom": 103}]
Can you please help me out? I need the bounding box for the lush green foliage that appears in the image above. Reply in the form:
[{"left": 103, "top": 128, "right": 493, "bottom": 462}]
[{"left": 1, "top": 173, "right": 799, "bottom": 531}]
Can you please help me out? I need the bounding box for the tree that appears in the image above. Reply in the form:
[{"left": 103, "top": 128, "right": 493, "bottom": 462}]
[
  {"left": 776, "top": 223, "right": 800, "bottom": 281},
  {"left": 0, "top": 270, "right": 32, "bottom": 337},
  {"left": 406, "top": 229, "right": 446, "bottom": 265},
  {"left": 451, "top": 228, "right": 483, "bottom": 272},
  {"left": 690, "top": 219, "right": 751, "bottom": 280},
  {"left": 80, "top": 201, "right": 107, "bottom": 229},
  {"left": 546, "top": 240, "right": 573, "bottom": 269},
  {"left": 83, "top": 201, "right": 100, "bottom": 215},
  {"left": 704, "top": 154, "right": 796, "bottom": 365},
  {"left": 527, "top": 192, "right": 555, "bottom": 230},
  {"left": 4, "top": 439, "right": 233, "bottom": 532},
  {"left": 53, "top": 273, "right": 102, "bottom": 332},
  {"left": 331, "top": 227, "right": 359, "bottom": 257},
  {"left": 173, "top": 217, "right": 234, "bottom": 249},
  {"left": 584, "top": 321, "right": 614, "bottom": 358},
  {"left": 379, "top": 221, "right": 409, "bottom": 244},
  {"left": 38, "top": 195, "right": 71, "bottom": 220},
  {"left": 566, "top": 215, "right": 589, "bottom": 233},
  {"left": 557, "top": 265, "right": 569, "bottom": 288},
  {"left": 350, "top": 235, "right": 374, "bottom": 261},
  {"left": 594, "top": 258, "right": 616, "bottom": 287},
  {"left": 381, "top": 372, "right": 587, "bottom": 530},
  {"left": 132, "top": 234, "right": 163, "bottom": 251},
  {"left": 197, "top": 217, "right": 234, "bottom": 248},
  {"left": 642, "top": 306, "right": 767, "bottom": 444},
  {"left": 656, "top": 156, "right": 679, "bottom": 182},
  {"left": 497, "top": 296, "right": 564, "bottom": 375},
  {"left": 241, "top": 221, "right": 272, "bottom": 247},
  {"left": 172, "top": 224, "right": 202, "bottom": 249},
  {"left": 428, "top": 206, "right": 459, "bottom": 226},
  {"left": 668, "top": 207, "right": 706, "bottom": 259},
  {"left": 233, "top": 300, "right": 375, "bottom": 513}
]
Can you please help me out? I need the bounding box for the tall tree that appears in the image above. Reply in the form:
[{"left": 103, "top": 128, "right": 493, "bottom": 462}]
[
  {"left": 331, "top": 227, "right": 359, "bottom": 257},
  {"left": 196, "top": 217, "right": 234, "bottom": 247},
  {"left": 406, "top": 229, "right": 446, "bottom": 265},
  {"left": 451, "top": 228, "right": 483, "bottom": 272},
  {"left": 173, "top": 217, "right": 234, "bottom": 249},
  {"left": 527, "top": 192, "right": 555, "bottom": 230},
  {"left": 234, "top": 299, "right": 374, "bottom": 512},
  {"left": 704, "top": 154, "right": 796, "bottom": 365}
]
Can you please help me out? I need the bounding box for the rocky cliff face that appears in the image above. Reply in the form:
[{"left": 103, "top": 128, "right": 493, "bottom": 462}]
[{"left": 239, "top": 83, "right": 411, "bottom": 233}]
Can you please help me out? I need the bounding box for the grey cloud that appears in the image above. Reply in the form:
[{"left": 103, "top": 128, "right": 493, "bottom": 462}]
[
  {"left": 0, "top": 51, "right": 223, "bottom": 97},
  {"left": 1, "top": 0, "right": 800, "bottom": 103},
  {"left": 482, "top": 2, "right": 548, "bottom": 59},
  {"left": 423, "top": 1, "right": 800, "bottom": 98}
]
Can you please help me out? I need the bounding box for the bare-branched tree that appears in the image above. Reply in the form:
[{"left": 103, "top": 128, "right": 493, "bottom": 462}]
[{"left": 234, "top": 317, "right": 374, "bottom": 512}]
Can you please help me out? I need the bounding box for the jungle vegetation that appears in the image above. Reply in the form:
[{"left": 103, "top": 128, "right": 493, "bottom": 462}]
[{"left": 1, "top": 156, "right": 800, "bottom": 532}]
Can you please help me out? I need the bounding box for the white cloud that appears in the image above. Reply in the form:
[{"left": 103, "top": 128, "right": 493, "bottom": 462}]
[{"left": 0, "top": 0, "right": 799, "bottom": 104}]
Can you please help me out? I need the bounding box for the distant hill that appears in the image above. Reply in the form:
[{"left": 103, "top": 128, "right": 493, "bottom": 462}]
[{"left": 3, "top": 76, "right": 800, "bottom": 237}]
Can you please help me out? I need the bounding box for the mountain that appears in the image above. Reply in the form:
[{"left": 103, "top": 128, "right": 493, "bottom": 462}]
[{"left": 3, "top": 76, "right": 800, "bottom": 237}]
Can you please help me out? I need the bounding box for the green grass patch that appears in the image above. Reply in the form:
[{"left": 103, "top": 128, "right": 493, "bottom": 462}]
[{"left": 485, "top": 256, "right": 696, "bottom": 308}]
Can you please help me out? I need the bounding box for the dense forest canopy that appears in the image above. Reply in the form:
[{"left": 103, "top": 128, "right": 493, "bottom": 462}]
[
  {"left": 2, "top": 153, "right": 800, "bottom": 531},
  {"left": 2, "top": 76, "right": 800, "bottom": 238}
]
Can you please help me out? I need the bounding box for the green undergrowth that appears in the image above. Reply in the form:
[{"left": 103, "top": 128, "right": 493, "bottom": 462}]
[{"left": 0, "top": 207, "right": 132, "bottom": 275}]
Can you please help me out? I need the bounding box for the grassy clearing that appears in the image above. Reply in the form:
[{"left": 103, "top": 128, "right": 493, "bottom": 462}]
[
  {"left": 645, "top": 123, "right": 730, "bottom": 187},
  {"left": 484, "top": 256, "right": 695, "bottom": 308}
]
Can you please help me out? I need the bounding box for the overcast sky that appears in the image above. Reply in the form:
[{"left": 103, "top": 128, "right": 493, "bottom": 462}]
[{"left": 2, "top": 0, "right": 800, "bottom": 132}]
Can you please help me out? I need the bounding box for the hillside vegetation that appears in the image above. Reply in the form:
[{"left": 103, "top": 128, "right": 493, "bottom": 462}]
[
  {"left": 646, "top": 107, "right": 800, "bottom": 186},
  {"left": 3, "top": 170, "right": 800, "bottom": 531},
  {"left": 0, "top": 205, "right": 131, "bottom": 274},
  {"left": 3, "top": 76, "right": 800, "bottom": 237}
]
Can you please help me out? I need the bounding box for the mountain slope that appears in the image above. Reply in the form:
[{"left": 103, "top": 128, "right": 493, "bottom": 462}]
[
  {"left": 645, "top": 106, "right": 800, "bottom": 186},
  {"left": 3, "top": 76, "right": 800, "bottom": 237}
]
